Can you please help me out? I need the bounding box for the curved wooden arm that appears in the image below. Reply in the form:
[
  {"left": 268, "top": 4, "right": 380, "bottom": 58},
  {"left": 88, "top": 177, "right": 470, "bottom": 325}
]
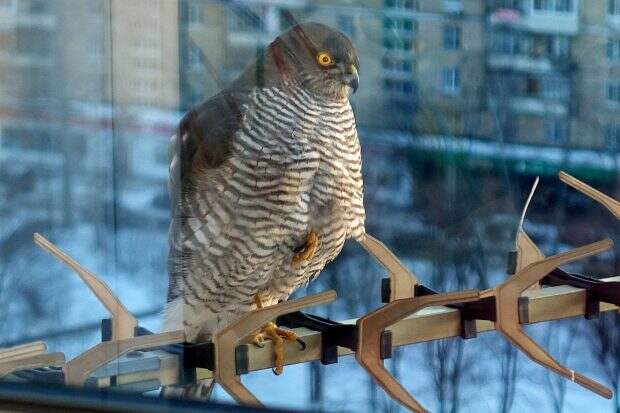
[
  {"left": 495, "top": 239, "right": 614, "bottom": 399},
  {"left": 213, "top": 290, "right": 337, "bottom": 407},
  {"left": 0, "top": 341, "right": 47, "bottom": 363},
  {"left": 33, "top": 233, "right": 138, "bottom": 341},
  {"left": 358, "top": 234, "right": 418, "bottom": 301},
  {"left": 515, "top": 229, "right": 545, "bottom": 274},
  {"left": 64, "top": 330, "right": 185, "bottom": 386},
  {"left": 559, "top": 171, "right": 620, "bottom": 219},
  {"left": 356, "top": 290, "right": 480, "bottom": 413},
  {"left": 0, "top": 352, "right": 65, "bottom": 377}
]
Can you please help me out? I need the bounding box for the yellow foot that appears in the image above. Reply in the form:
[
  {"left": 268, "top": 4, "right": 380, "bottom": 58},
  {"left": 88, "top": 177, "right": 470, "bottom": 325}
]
[
  {"left": 251, "top": 295, "right": 306, "bottom": 375},
  {"left": 290, "top": 230, "right": 319, "bottom": 268}
]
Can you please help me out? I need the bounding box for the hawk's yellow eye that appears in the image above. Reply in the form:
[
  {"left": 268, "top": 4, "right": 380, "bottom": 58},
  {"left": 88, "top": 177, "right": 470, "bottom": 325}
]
[{"left": 316, "top": 52, "right": 333, "bottom": 67}]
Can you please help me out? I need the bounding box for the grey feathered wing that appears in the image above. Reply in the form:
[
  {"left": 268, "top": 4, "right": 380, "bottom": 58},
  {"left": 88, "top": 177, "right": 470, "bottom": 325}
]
[
  {"left": 164, "top": 89, "right": 252, "bottom": 400},
  {"left": 167, "top": 88, "right": 251, "bottom": 301}
]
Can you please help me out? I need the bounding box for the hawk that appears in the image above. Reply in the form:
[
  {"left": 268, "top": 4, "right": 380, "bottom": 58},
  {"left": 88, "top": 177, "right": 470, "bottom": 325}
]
[{"left": 164, "top": 22, "right": 365, "bottom": 374}]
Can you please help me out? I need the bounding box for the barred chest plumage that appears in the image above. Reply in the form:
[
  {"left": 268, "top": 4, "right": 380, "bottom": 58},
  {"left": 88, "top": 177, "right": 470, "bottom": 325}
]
[
  {"left": 228, "top": 85, "right": 366, "bottom": 283},
  {"left": 169, "top": 85, "right": 365, "bottom": 340}
]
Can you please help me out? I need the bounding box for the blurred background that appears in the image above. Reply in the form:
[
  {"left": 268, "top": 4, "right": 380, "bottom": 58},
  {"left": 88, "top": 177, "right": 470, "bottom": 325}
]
[{"left": 1, "top": 0, "right": 620, "bottom": 411}]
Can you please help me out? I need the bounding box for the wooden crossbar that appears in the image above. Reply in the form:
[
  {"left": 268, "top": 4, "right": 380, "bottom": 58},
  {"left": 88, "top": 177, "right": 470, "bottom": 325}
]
[{"left": 195, "top": 276, "right": 620, "bottom": 380}]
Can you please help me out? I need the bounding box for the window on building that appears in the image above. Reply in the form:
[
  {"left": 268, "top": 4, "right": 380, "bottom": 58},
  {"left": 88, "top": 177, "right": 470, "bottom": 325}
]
[
  {"left": 545, "top": 118, "right": 568, "bottom": 144},
  {"left": 610, "top": 0, "right": 620, "bottom": 15},
  {"left": 382, "top": 56, "right": 413, "bottom": 72},
  {"left": 383, "top": 36, "right": 413, "bottom": 50},
  {"left": 442, "top": 67, "right": 460, "bottom": 93},
  {"left": 492, "top": 31, "right": 522, "bottom": 55},
  {"left": 526, "top": 77, "right": 540, "bottom": 95},
  {"left": 604, "top": 124, "right": 620, "bottom": 148},
  {"left": 385, "top": 0, "right": 419, "bottom": 10},
  {"left": 187, "top": 44, "right": 202, "bottom": 68},
  {"left": 607, "top": 82, "right": 620, "bottom": 104},
  {"left": 534, "top": 0, "right": 573, "bottom": 12},
  {"left": 384, "top": 17, "right": 415, "bottom": 32},
  {"left": 543, "top": 76, "right": 570, "bottom": 99},
  {"left": 443, "top": 25, "right": 461, "bottom": 50},
  {"left": 231, "top": 8, "right": 263, "bottom": 32},
  {"left": 550, "top": 36, "right": 569, "bottom": 57},
  {"left": 383, "top": 79, "right": 415, "bottom": 96},
  {"left": 188, "top": 3, "right": 203, "bottom": 25},
  {"left": 607, "top": 39, "right": 620, "bottom": 61}
]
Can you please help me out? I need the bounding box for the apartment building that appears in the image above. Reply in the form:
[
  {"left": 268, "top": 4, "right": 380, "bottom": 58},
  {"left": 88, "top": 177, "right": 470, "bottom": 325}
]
[
  {"left": 109, "top": 0, "right": 179, "bottom": 109},
  {"left": 179, "top": 0, "right": 314, "bottom": 110},
  {"left": 0, "top": 0, "right": 57, "bottom": 108},
  {"left": 574, "top": 0, "right": 620, "bottom": 149},
  {"left": 176, "top": 0, "right": 620, "bottom": 150}
]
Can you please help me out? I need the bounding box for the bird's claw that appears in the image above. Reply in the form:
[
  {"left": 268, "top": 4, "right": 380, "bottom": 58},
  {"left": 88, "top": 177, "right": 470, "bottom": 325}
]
[
  {"left": 250, "top": 321, "right": 304, "bottom": 375},
  {"left": 290, "top": 230, "right": 319, "bottom": 268}
]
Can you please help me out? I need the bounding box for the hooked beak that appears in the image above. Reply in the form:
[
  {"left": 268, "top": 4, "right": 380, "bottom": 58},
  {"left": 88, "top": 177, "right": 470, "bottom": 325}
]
[{"left": 342, "top": 64, "right": 359, "bottom": 94}]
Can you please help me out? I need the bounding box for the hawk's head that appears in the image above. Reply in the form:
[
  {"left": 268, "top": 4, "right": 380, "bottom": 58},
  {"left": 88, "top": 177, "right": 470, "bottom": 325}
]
[{"left": 264, "top": 22, "right": 360, "bottom": 100}]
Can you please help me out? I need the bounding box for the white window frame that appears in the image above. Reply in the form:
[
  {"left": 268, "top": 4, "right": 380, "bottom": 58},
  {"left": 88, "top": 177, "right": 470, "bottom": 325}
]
[
  {"left": 188, "top": 3, "right": 202, "bottom": 25},
  {"left": 385, "top": 0, "right": 419, "bottom": 10},
  {"left": 544, "top": 118, "right": 568, "bottom": 144},
  {"left": 187, "top": 44, "right": 202, "bottom": 68},
  {"left": 608, "top": 39, "right": 620, "bottom": 61},
  {"left": 550, "top": 35, "right": 569, "bottom": 57},
  {"left": 442, "top": 67, "right": 460, "bottom": 93},
  {"left": 542, "top": 76, "right": 570, "bottom": 100},
  {"left": 604, "top": 123, "right": 620, "bottom": 148},
  {"left": 533, "top": 0, "right": 573, "bottom": 12},
  {"left": 607, "top": 81, "right": 620, "bottom": 105},
  {"left": 443, "top": 25, "right": 461, "bottom": 50}
]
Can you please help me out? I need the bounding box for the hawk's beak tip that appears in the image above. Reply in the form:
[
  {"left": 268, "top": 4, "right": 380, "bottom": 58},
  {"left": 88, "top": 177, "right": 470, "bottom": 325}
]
[
  {"left": 344, "top": 68, "right": 359, "bottom": 94},
  {"left": 349, "top": 76, "right": 359, "bottom": 94}
]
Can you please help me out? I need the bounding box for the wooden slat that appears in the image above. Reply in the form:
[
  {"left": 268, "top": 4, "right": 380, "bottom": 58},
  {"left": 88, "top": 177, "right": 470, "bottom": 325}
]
[
  {"left": 195, "top": 276, "right": 620, "bottom": 380},
  {"left": 0, "top": 341, "right": 46, "bottom": 363}
]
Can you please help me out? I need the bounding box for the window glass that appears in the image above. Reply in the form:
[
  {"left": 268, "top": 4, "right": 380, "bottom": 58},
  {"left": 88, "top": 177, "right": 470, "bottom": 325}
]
[
  {"left": 443, "top": 25, "right": 461, "bottom": 50},
  {"left": 1, "top": 2, "right": 620, "bottom": 413}
]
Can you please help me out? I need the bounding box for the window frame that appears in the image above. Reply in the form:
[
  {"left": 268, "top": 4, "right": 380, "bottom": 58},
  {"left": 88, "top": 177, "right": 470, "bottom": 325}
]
[
  {"left": 442, "top": 67, "right": 460, "bottom": 93},
  {"left": 443, "top": 24, "right": 461, "bottom": 50}
]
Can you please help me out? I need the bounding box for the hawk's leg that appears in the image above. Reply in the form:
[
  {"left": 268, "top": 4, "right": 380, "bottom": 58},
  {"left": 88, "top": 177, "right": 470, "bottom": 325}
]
[
  {"left": 251, "top": 294, "right": 306, "bottom": 375},
  {"left": 290, "top": 229, "right": 319, "bottom": 267}
]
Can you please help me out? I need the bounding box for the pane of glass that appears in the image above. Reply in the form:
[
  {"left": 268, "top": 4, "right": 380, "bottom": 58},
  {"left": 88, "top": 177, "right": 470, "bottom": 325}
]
[{"left": 1, "top": 2, "right": 620, "bottom": 412}]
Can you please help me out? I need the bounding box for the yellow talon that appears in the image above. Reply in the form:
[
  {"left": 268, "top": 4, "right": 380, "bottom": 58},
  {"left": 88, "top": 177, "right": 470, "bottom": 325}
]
[
  {"left": 251, "top": 294, "right": 303, "bottom": 375},
  {"left": 290, "top": 230, "right": 319, "bottom": 267}
]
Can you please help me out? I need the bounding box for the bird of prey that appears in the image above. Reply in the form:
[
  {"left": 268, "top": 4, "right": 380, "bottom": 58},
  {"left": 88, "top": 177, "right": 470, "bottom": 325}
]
[{"left": 164, "top": 22, "right": 365, "bottom": 375}]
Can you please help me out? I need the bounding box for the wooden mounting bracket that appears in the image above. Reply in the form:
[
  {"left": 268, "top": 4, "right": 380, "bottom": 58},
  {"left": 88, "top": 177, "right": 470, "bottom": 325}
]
[
  {"left": 0, "top": 342, "right": 65, "bottom": 377},
  {"left": 559, "top": 171, "right": 620, "bottom": 219},
  {"left": 33, "top": 233, "right": 138, "bottom": 341},
  {"left": 358, "top": 234, "right": 418, "bottom": 301},
  {"left": 356, "top": 290, "right": 480, "bottom": 413},
  {"left": 493, "top": 239, "right": 614, "bottom": 399},
  {"left": 213, "top": 290, "right": 336, "bottom": 407},
  {"left": 63, "top": 330, "right": 185, "bottom": 386}
]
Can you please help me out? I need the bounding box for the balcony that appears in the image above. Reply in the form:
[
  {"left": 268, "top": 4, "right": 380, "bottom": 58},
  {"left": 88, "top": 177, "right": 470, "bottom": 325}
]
[
  {"left": 384, "top": 7, "right": 417, "bottom": 19},
  {"left": 442, "top": 0, "right": 463, "bottom": 14},
  {"left": 487, "top": 53, "right": 575, "bottom": 73},
  {"left": 227, "top": 31, "right": 273, "bottom": 47},
  {"left": 490, "top": 7, "right": 579, "bottom": 35},
  {"left": 490, "top": 96, "right": 568, "bottom": 116},
  {"left": 382, "top": 68, "right": 414, "bottom": 81}
]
